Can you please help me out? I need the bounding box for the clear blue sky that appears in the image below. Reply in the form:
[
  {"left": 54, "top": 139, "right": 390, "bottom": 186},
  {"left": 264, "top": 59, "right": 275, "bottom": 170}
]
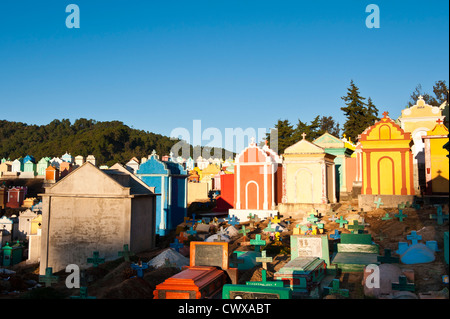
[{"left": 0, "top": 0, "right": 448, "bottom": 152}]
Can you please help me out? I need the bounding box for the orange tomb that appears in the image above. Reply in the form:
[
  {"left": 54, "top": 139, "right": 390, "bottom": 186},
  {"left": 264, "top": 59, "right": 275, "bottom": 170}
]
[{"left": 153, "top": 241, "right": 237, "bottom": 299}]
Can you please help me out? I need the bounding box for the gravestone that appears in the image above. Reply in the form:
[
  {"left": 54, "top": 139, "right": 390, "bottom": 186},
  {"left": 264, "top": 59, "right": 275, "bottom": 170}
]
[
  {"left": 87, "top": 251, "right": 105, "bottom": 268},
  {"left": 290, "top": 234, "right": 330, "bottom": 266},
  {"left": 255, "top": 250, "right": 272, "bottom": 270},
  {"left": 39, "top": 267, "right": 58, "bottom": 287}
]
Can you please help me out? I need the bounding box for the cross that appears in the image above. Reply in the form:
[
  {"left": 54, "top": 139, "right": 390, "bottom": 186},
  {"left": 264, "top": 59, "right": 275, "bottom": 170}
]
[
  {"left": 376, "top": 231, "right": 388, "bottom": 241},
  {"left": 170, "top": 238, "right": 184, "bottom": 252},
  {"left": 213, "top": 234, "right": 223, "bottom": 242},
  {"left": 436, "top": 118, "right": 443, "bottom": 125},
  {"left": 326, "top": 279, "right": 349, "bottom": 297},
  {"left": 335, "top": 216, "right": 348, "bottom": 228},
  {"left": 118, "top": 244, "right": 133, "bottom": 262},
  {"left": 346, "top": 205, "right": 354, "bottom": 213},
  {"left": 229, "top": 252, "right": 244, "bottom": 268},
  {"left": 326, "top": 207, "right": 335, "bottom": 216},
  {"left": 264, "top": 222, "right": 276, "bottom": 233},
  {"left": 330, "top": 229, "right": 341, "bottom": 240},
  {"left": 301, "top": 132, "right": 307, "bottom": 140},
  {"left": 228, "top": 214, "right": 240, "bottom": 227},
  {"left": 398, "top": 202, "right": 406, "bottom": 209},
  {"left": 381, "top": 213, "right": 392, "bottom": 221},
  {"left": 328, "top": 214, "right": 338, "bottom": 222},
  {"left": 191, "top": 213, "right": 197, "bottom": 224},
  {"left": 392, "top": 275, "right": 415, "bottom": 292},
  {"left": 276, "top": 211, "right": 284, "bottom": 220},
  {"left": 377, "top": 248, "right": 400, "bottom": 264},
  {"left": 307, "top": 213, "right": 319, "bottom": 224},
  {"left": 239, "top": 225, "right": 249, "bottom": 240},
  {"left": 70, "top": 287, "right": 96, "bottom": 299},
  {"left": 131, "top": 260, "right": 149, "bottom": 278},
  {"left": 382, "top": 111, "right": 389, "bottom": 118},
  {"left": 395, "top": 210, "right": 407, "bottom": 222},
  {"left": 87, "top": 251, "right": 105, "bottom": 268},
  {"left": 186, "top": 226, "right": 197, "bottom": 236},
  {"left": 250, "top": 234, "right": 266, "bottom": 252},
  {"left": 348, "top": 220, "right": 365, "bottom": 234},
  {"left": 256, "top": 250, "right": 273, "bottom": 270},
  {"left": 271, "top": 216, "right": 281, "bottom": 224},
  {"left": 406, "top": 231, "right": 422, "bottom": 245},
  {"left": 39, "top": 267, "right": 58, "bottom": 287},
  {"left": 250, "top": 137, "right": 256, "bottom": 144},
  {"left": 430, "top": 205, "right": 449, "bottom": 225},
  {"left": 176, "top": 231, "right": 188, "bottom": 243},
  {"left": 374, "top": 197, "right": 384, "bottom": 208}
]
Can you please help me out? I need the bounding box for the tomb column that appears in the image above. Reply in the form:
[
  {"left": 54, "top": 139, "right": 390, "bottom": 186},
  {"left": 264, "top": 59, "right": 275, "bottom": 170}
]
[
  {"left": 263, "top": 163, "right": 268, "bottom": 210},
  {"left": 365, "top": 151, "right": 372, "bottom": 194},
  {"left": 400, "top": 149, "right": 407, "bottom": 195},
  {"left": 331, "top": 162, "right": 336, "bottom": 203},
  {"left": 235, "top": 164, "right": 241, "bottom": 209},
  {"left": 321, "top": 161, "right": 327, "bottom": 204}
]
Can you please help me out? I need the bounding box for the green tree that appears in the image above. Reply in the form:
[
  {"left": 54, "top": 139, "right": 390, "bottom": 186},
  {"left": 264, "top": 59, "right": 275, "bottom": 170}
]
[{"left": 340, "top": 80, "right": 368, "bottom": 141}]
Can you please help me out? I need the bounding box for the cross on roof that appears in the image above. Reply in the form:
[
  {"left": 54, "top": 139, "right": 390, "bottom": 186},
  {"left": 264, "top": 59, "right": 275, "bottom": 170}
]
[
  {"left": 301, "top": 132, "right": 307, "bottom": 140},
  {"left": 39, "top": 267, "right": 58, "bottom": 287},
  {"left": 436, "top": 118, "right": 444, "bottom": 125},
  {"left": 382, "top": 111, "right": 389, "bottom": 118}
]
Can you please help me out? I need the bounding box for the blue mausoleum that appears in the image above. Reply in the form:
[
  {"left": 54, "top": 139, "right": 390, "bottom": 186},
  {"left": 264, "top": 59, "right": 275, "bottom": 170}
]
[{"left": 136, "top": 151, "right": 188, "bottom": 236}]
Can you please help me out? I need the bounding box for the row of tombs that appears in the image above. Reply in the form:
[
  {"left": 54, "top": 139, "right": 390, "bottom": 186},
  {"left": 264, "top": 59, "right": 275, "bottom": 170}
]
[
  {"left": 33, "top": 210, "right": 450, "bottom": 299},
  {"left": 0, "top": 97, "right": 448, "bottom": 284}
]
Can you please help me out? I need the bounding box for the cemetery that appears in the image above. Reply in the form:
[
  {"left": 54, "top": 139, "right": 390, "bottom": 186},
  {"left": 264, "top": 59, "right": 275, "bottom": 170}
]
[{"left": 0, "top": 99, "right": 448, "bottom": 300}]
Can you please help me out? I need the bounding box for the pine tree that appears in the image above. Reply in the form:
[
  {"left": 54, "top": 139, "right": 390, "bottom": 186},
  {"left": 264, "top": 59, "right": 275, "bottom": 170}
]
[
  {"left": 266, "top": 119, "right": 294, "bottom": 154},
  {"left": 341, "top": 80, "right": 368, "bottom": 141},
  {"left": 364, "top": 97, "right": 379, "bottom": 128}
]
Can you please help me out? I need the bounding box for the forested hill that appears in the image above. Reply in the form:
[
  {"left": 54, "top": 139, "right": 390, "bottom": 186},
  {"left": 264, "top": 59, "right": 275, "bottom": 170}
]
[{"left": 0, "top": 119, "right": 201, "bottom": 167}]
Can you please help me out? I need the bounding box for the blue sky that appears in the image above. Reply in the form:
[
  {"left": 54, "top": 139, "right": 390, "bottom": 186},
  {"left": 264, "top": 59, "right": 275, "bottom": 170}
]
[{"left": 0, "top": 0, "right": 448, "bottom": 152}]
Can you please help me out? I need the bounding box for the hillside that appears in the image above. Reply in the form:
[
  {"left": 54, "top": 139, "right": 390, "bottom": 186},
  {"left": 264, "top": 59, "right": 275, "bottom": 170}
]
[{"left": 0, "top": 119, "right": 227, "bottom": 167}]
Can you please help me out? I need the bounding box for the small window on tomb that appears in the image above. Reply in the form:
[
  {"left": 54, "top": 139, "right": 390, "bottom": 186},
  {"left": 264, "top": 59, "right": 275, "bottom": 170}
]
[{"left": 379, "top": 125, "right": 391, "bottom": 140}]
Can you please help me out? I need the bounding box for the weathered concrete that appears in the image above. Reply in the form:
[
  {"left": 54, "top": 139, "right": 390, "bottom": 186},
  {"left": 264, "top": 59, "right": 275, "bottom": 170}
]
[{"left": 39, "top": 162, "right": 157, "bottom": 275}]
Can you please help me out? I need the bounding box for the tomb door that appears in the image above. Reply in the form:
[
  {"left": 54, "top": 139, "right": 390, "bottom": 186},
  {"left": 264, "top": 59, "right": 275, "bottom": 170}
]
[
  {"left": 377, "top": 156, "right": 395, "bottom": 195},
  {"left": 295, "top": 168, "right": 313, "bottom": 203}
]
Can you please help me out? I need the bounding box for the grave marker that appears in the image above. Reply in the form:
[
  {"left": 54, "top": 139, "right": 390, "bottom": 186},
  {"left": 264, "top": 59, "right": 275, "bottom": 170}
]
[
  {"left": 374, "top": 197, "right": 384, "bottom": 208},
  {"left": 131, "top": 261, "right": 149, "bottom": 278},
  {"left": 307, "top": 214, "right": 319, "bottom": 224},
  {"left": 377, "top": 248, "right": 399, "bottom": 264},
  {"left": 118, "top": 244, "right": 132, "bottom": 262},
  {"left": 348, "top": 220, "right": 365, "bottom": 234},
  {"left": 39, "top": 267, "right": 58, "bottom": 287},
  {"left": 229, "top": 252, "right": 245, "bottom": 268},
  {"left": 395, "top": 210, "right": 407, "bottom": 222},
  {"left": 228, "top": 215, "right": 240, "bottom": 227},
  {"left": 87, "top": 251, "right": 105, "bottom": 268},
  {"left": 325, "top": 279, "right": 349, "bottom": 297},
  {"left": 381, "top": 213, "right": 392, "bottom": 221},
  {"left": 330, "top": 229, "right": 341, "bottom": 240},
  {"left": 430, "top": 205, "right": 449, "bottom": 225},
  {"left": 170, "top": 238, "right": 184, "bottom": 252},
  {"left": 335, "top": 216, "right": 348, "bottom": 228},
  {"left": 406, "top": 231, "right": 422, "bottom": 245},
  {"left": 256, "top": 250, "right": 272, "bottom": 270},
  {"left": 392, "top": 275, "right": 415, "bottom": 292},
  {"left": 250, "top": 234, "right": 266, "bottom": 253},
  {"left": 70, "top": 287, "right": 96, "bottom": 299}
]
